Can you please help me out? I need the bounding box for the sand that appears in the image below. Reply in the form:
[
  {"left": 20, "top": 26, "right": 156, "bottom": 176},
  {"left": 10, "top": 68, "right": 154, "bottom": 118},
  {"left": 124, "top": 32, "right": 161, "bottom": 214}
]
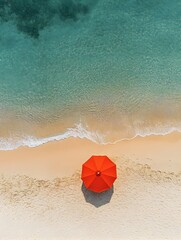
[
  {"left": 0, "top": 132, "right": 181, "bottom": 178},
  {"left": 0, "top": 133, "right": 180, "bottom": 239}
]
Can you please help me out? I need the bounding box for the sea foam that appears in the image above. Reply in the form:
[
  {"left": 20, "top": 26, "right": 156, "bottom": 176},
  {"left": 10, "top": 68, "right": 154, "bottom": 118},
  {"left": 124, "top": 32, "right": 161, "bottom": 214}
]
[
  {"left": 0, "top": 123, "right": 104, "bottom": 150},
  {"left": 0, "top": 123, "right": 180, "bottom": 151}
]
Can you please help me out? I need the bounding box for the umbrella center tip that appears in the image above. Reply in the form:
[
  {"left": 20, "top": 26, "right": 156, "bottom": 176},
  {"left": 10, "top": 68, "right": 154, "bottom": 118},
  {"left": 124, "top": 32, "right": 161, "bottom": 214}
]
[{"left": 96, "top": 171, "right": 101, "bottom": 176}]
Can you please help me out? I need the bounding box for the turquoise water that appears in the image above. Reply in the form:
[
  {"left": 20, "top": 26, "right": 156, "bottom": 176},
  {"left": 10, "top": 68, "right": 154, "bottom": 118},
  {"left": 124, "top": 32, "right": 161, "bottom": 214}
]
[{"left": 0, "top": 0, "right": 181, "bottom": 149}]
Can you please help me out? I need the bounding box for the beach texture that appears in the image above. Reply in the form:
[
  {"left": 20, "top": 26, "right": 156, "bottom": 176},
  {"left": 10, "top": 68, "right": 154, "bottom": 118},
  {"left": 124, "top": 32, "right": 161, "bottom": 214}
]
[
  {"left": 0, "top": 164, "right": 180, "bottom": 240},
  {"left": 0, "top": 134, "right": 181, "bottom": 239}
]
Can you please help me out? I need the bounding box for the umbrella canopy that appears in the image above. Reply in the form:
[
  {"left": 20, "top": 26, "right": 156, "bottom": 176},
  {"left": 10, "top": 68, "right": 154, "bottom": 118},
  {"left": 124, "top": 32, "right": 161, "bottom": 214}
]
[{"left": 81, "top": 156, "right": 117, "bottom": 193}]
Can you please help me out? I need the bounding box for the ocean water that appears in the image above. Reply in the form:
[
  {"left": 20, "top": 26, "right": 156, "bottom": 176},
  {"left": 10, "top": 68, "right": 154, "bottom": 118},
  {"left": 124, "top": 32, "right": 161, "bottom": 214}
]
[{"left": 0, "top": 0, "right": 181, "bottom": 149}]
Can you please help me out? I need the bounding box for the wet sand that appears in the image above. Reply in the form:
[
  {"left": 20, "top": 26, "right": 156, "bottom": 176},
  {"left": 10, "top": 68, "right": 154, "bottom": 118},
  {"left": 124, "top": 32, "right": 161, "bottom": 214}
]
[
  {"left": 0, "top": 133, "right": 180, "bottom": 239},
  {"left": 0, "top": 132, "right": 180, "bottom": 178}
]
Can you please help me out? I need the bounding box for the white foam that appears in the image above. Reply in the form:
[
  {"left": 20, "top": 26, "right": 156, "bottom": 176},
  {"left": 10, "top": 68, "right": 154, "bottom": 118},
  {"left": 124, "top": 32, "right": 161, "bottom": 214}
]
[
  {"left": 109, "top": 126, "right": 181, "bottom": 144},
  {"left": 0, "top": 123, "right": 105, "bottom": 150},
  {"left": 0, "top": 123, "right": 181, "bottom": 150}
]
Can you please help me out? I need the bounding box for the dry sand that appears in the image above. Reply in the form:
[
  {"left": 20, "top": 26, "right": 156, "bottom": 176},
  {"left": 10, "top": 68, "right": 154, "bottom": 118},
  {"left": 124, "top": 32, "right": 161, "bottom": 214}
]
[{"left": 0, "top": 133, "right": 180, "bottom": 239}]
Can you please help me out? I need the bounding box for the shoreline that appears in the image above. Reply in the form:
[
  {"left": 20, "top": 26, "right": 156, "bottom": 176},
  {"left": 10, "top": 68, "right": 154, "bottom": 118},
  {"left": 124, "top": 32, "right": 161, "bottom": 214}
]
[
  {"left": 0, "top": 132, "right": 180, "bottom": 179},
  {"left": 0, "top": 132, "right": 180, "bottom": 239}
]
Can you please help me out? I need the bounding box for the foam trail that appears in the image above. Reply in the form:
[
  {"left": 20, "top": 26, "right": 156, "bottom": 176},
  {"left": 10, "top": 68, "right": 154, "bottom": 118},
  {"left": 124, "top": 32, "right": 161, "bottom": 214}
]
[
  {"left": 0, "top": 123, "right": 105, "bottom": 151},
  {"left": 0, "top": 123, "right": 181, "bottom": 151},
  {"left": 110, "top": 126, "right": 181, "bottom": 144}
]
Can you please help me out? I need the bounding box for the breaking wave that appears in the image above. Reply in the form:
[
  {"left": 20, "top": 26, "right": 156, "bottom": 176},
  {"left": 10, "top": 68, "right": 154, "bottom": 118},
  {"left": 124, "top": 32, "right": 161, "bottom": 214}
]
[{"left": 0, "top": 123, "right": 180, "bottom": 151}]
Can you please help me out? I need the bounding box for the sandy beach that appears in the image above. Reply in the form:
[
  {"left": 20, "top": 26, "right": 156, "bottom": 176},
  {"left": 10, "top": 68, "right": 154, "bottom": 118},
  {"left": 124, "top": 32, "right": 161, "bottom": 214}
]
[
  {"left": 0, "top": 133, "right": 180, "bottom": 239},
  {"left": 1, "top": 0, "right": 181, "bottom": 238}
]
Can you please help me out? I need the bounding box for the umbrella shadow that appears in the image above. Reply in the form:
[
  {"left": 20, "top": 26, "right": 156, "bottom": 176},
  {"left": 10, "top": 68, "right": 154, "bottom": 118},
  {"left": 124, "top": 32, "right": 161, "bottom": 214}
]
[{"left": 81, "top": 183, "right": 114, "bottom": 208}]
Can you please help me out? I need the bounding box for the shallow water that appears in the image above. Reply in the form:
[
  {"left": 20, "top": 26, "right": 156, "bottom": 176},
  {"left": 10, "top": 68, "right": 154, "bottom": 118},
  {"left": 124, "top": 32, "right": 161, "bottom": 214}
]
[{"left": 0, "top": 0, "right": 181, "bottom": 148}]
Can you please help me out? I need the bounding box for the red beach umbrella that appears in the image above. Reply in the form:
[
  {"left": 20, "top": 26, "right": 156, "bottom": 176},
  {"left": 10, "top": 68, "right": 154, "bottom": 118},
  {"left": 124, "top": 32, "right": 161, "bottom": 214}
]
[{"left": 81, "top": 156, "right": 117, "bottom": 193}]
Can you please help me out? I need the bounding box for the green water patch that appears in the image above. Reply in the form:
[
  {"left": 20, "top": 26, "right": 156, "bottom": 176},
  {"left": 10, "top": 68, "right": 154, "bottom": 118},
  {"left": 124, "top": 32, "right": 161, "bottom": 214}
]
[{"left": 0, "top": 0, "right": 96, "bottom": 38}]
